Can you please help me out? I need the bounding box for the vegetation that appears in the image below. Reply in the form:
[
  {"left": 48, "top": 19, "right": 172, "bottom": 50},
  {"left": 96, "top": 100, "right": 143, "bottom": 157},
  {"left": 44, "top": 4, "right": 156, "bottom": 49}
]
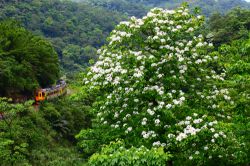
[
  {"left": 88, "top": 140, "right": 171, "bottom": 166},
  {"left": 0, "top": 94, "right": 92, "bottom": 165},
  {"left": 164, "top": 0, "right": 250, "bottom": 16},
  {"left": 0, "top": 0, "right": 125, "bottom": 73},
  {"left": 0, "top": 0, "right": 249, "bottom": 165},
  {"left": 208, "top": 8, "right": 250, "bottom": 46},
  {"left": 76, "top": 0, "right": 148, "bottom": 17},
  {"left": 1, "top": 0, "right": 249, "bottom": 74},
  {"left": 77, "top": 5, "right": 250, "bottom": 166},
  {"left": 0, "top": 21, "right": 59, "bottom": 98}
]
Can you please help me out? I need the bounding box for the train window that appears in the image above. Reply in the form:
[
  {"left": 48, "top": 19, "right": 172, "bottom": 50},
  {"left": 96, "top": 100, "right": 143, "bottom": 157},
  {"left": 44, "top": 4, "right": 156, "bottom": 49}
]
[{"left": 42, "top": 92, "right": 45, "bottom": 97}]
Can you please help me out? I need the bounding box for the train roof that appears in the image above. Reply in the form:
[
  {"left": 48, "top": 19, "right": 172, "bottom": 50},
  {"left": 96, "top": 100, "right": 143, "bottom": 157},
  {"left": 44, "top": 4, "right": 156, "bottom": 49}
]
[{"left": 36, "top": 80, "right": 66, "bottom": 92}]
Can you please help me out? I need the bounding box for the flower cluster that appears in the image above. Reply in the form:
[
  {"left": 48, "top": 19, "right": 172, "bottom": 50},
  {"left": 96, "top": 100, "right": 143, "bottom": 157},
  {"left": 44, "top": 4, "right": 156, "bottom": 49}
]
[{"left": 169, "top": 113, "right": 224, "bottom": 142}]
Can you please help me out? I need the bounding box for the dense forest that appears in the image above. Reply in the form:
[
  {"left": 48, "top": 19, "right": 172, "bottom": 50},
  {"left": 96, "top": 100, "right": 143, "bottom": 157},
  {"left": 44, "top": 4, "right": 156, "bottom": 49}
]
[
  {"left": 0, "top": 0, "right": 250, "bottom": 165},
  {"left": 0, "top": 0, "right": 124, "bottom": 73},
  {"left": 1, "top": 0, "right": 249, "bottom": 74},
  {"left": 76, "top": 0, "right": 250, "bottom": 16}
]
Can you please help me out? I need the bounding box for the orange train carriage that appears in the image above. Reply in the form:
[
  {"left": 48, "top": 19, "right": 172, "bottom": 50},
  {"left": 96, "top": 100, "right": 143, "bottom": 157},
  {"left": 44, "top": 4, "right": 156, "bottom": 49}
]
[{"left": 35, "top": 80, "right": 67, "bottom": 102}]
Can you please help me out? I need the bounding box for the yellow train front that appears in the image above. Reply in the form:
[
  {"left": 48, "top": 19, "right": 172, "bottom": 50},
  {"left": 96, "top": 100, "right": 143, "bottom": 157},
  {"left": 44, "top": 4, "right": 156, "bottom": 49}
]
[{"left": 35, "top": 80, "right": 67, "bottom": 102}]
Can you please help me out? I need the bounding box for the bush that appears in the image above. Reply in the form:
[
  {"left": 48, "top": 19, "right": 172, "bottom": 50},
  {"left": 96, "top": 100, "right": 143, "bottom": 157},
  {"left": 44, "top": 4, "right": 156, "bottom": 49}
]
[{"left": 88, "top": 140, "right": 171, "bottom": 166}]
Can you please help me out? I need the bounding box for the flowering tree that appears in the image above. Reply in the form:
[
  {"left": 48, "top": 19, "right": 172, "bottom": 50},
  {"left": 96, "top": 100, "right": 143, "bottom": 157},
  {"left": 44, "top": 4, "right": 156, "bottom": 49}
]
[{"left": 81, "top": 5, "right": 247, "bottom": 165}]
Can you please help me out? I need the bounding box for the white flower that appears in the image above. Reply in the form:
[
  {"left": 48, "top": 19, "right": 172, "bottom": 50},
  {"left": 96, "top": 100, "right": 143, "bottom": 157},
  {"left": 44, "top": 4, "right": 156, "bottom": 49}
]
[
  {"left": 197, "top": 15, "right": 202, "bottom": 19},
  {"left": 169, "top": 20, "right": 174, "bottom": 24},
  {"left": 160, "top": 39, "right": 166, "bottom": 43},
  {"left": 155, "top": 119, "right": 160, "bottom": 125},
  {"left": 127, "top": 127, "right": 132, "bottom": 132},
  {"left": 166, "top": 104, "right": 172, "bottom": 109},
  {"left": 142, "top": 131, "right": 149, "bottom": 139},
  {"left": 153, "top": 36, "right": 159, "bottom": 40},
  {"left": 153, "top": 141, "right": 161, "bottom": 146},
  {"left": 187, "top": 27, "right": 194, "bottom": 32},
  {"left": 114, "top": 112, "right": 119, "bottom": 118},
  {"left": 193, "top": 118, "right": 203, "bottom": 124},
  {"left": 178, "top": 57, "right": 184, "bottom": 62},
  {"left": 195, "top": 151, "right": 200, "bottom": 155},
  {"left": 214, "top": 133, "right": 219, "bottom": 138},
  {"left": 196, "top": 42, "right": 203, "bottom": 47},
  {"left": 173, "top": 100, "right": 180, "bottom": 105},
  {"left": 180, "top": 96, "right": 185, "bottom": 101},
  {"left": 176, "top": 133, "right": 187, "bottom": 141},
  {"left": 179, "top": 70, "right": 185, "bottom": 74},
  {"left": 158, "top": 74, "right": 163, "bottom": 78},
  {"left": 147, "top": 109, "right": 155, "bottom": 116},
  {"left": 134, "top": 99, "right": 139, "bottom": 102},
  {"left": 189, "top": 156, "right": 193, "bottom": 160},
  {"left": 176, "top": 25, "right": 182, "bottom": 29}
]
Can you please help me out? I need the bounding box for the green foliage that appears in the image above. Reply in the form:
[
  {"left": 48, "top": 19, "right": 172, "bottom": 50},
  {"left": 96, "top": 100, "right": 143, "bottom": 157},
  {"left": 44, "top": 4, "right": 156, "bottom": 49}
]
[
  {"left": 0, "top": 0, "right": 125, "bottom": 73},
  {"left": 40, "top": 97, "right": 92, "bottom": 140},
  {"left": 0, "top": 94, "right": 92, "bottom": 165},
  {"left": 30, "top": 146, "right": 84, "bottom": 166},
  {"left": 0, "top": 20, "right": 59, "bottom": 97},
  {"left": 1, "top": 0, "right": 249, "bottom": 74},
  {"left": 62, "top": 44, "right": 97, "bottom": 73},
  {"left": 216, "top": 36, "right": 250, "bottom": 163},
  {"left": 208, "top": 8, "right": 250, "bottom": 46},
  {"left": 76, "top": 0, "right": 250, "bottom": 18},
  {"left": 78, "top": 0, "right": 148, "bottom": 17},
  {"left": 217, "top": 36, "right": 250, "bottom": 113},
  {"left": 0, "top": 98, "right": 46, "bottom": 165},
  {"left": 88, "top": 140, "right": 171, "bottom": 166},
  {"left": 164, "top": 0, "right": 250, "bottom": 16}
]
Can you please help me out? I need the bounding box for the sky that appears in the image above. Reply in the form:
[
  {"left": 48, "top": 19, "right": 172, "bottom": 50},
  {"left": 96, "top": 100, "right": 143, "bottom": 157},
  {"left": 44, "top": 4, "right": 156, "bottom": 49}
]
[{"left": 245, "top": 0, "right": 250, "bottom": 2}]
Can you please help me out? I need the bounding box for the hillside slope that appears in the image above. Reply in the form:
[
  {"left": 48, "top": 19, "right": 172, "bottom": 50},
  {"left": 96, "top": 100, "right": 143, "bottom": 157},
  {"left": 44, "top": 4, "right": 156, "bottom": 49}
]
[
  {"left": 75, "top": 0, "right": 250, "bottom": 16},
  {"left": 0, "top": 0, "right": 125, "bottom": 73}
]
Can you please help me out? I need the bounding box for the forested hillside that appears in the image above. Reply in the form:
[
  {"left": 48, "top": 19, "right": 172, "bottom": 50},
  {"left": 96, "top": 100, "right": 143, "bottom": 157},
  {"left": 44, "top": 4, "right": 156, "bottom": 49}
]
[
  {"left": 0, "top": 0, "right": 125, "bottom": 73},
  {"left": 1, "top": 0, "right": 249, "bottom": 74},
  {"left": 76, "top": 0, "right": 250, "bottom": 16},
  {"left": 164, "top": 0, "right": 250, "bottom": 16},
  {"left": 0, "top": 1, "right": 249, "bottom": 165}
]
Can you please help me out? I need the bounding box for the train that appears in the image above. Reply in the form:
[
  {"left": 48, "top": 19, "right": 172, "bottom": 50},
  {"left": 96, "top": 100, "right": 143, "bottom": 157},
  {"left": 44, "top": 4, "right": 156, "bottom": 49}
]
[
  {"left": 0, "top": 80, "right": 67, "bottom": 120},
  {"left": 35, "top": 80, "right": 67, "bottom": 102}
]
